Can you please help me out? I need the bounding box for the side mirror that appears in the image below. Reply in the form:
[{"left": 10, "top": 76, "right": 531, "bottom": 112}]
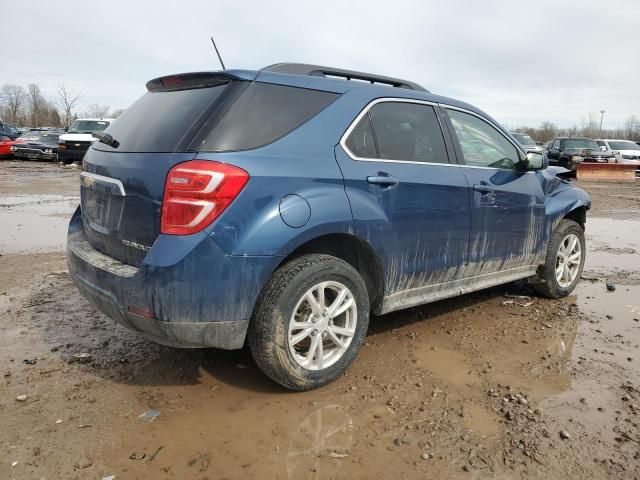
[
  {"left": 524, "top": 150, "right": 547, "bottom": 170},
  {"left": 600, "top": 146, "right": 607, "bottom": 152},
  {"left": 64, "top": 126, "right": 69, "bottom": 132}
]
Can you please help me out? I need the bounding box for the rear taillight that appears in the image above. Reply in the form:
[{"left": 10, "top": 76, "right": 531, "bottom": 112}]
[{"left": 161, "top": 160, "right": 249, "bottom": 235}]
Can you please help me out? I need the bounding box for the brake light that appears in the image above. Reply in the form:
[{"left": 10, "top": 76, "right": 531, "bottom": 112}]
[{"left": 161, "top": 160, "right": 249, "bottom": 235}]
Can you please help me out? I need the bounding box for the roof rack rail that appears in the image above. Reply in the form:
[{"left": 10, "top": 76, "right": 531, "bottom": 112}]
[{"left": 261, "top": 63, "right": 428, "bottom": 92}]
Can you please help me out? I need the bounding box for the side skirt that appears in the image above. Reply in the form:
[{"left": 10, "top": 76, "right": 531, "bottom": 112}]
[{"left": 378, "top": 265, "right": 539, "bottom": 315}]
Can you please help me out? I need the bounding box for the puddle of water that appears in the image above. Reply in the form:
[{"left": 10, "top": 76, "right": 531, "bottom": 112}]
[{"left": 0, "top": 194, "right": 78, "bottom": 253}]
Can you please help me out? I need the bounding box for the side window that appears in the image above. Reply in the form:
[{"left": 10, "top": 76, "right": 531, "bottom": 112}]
[
  {"left": 447, "top": 109, "right": 520, "bottom": 169},
  {"left": 350, "top": 102, "right": 447, "bottom": 163},
  {"left": 345, "top": 114, "right": 377, "bottom": 158},
  {"left": 369, "top": 102, "right": 448, "bottom": 163}
]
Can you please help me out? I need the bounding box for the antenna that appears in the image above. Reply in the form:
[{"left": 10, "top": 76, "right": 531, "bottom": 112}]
[{"left": 210, "top": 36, "right": 226, "bottom": 70}]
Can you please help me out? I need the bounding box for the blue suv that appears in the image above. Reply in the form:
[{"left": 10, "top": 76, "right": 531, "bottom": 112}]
[{"left": 67, "top": 63, "right": 590, "bottom": 390}]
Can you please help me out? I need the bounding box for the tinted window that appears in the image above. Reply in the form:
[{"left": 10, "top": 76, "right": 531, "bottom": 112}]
[
  {"left": 345, "top": 115, "right": 377, "bottom": 158},
  {"left": 561, "top": 139, "right": 600, "bottom": 150},
  {"left": 448, "top": 109, "right": 520, "bottom": 169},
  {"left": 366, "top": 102, "right": 448, "bottom": 163},
  {"left": 198, "top": 83, "right": 337, "bottom": 152},
  {"left": 94, "top": 84, "right": 229, "bottom": 153}
]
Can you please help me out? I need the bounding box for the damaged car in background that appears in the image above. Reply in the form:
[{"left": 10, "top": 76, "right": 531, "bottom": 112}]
[
  {"left": 12, "top": 130, "right": 62, "bottom": 161},
  {"left": 67, "top": 63, "right": 591, "bottom": 390}
]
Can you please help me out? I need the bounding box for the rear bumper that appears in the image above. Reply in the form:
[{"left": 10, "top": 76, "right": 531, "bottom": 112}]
[{"left": 67, "top": 208, "right": 278, "bottom": 349}]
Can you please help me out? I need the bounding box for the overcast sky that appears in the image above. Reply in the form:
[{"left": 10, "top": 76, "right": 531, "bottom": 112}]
[{"left": 2, "top": 0, "right": 639, "bottom": 128}]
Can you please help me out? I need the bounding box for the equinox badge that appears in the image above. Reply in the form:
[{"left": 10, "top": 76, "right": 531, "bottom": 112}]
[{"left": 122, "top": 239, "right": 151, "bottom": 252}]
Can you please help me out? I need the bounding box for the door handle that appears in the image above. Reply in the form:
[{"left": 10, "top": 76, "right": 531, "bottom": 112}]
[
  {"left": 367, "top": 174, "right": 399, "bottom": 187},
  {"left": 473, "top": 184, "right": 494, "bottom": 194}
]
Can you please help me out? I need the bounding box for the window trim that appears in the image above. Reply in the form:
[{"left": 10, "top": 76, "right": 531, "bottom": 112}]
[
  {"left": 340, "top": 98, "right": 526, "bottom": 170},
  {"left": 339, "top": 98, "right": 452, "bottom": 166}
]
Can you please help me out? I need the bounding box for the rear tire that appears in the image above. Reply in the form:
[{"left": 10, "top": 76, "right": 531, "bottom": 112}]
[
  {"left": 533, "top": 219, "right": 585, "bottom": 298},
  {"left": 248, "top": 254, "right": 369, "bottom": 391}
]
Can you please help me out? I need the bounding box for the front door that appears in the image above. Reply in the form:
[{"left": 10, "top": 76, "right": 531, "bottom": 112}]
[
  {"left": 335, "top": 100, "right": 470, "bottom": 311},
  {"left": 443, "top": 107, "right": 545, "bottom": 277}
]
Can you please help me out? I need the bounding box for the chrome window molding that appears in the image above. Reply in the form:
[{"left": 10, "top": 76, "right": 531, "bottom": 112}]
[
  {"left": 80, "top": 171, "right": 126, "bottom": 197},
  {"left": 339, "top": 97, "right": 527, "bottom": 171}
]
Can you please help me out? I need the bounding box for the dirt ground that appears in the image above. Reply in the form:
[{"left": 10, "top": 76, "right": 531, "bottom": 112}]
[{"left": 1, "top": 160, "right": 639, "bottom": 480}]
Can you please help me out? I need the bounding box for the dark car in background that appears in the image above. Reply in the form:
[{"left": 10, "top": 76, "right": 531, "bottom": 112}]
[
  {"left": 12, "top": 130, "right": 62, "bottom": 161},
  {"left": 0, "top": 122, "right": 20, "bottom": 139},
  {"left": 547, "top": 137, "right": 615, "bottom": 171}
]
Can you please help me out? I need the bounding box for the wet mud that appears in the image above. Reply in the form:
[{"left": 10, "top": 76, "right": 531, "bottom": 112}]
[{"left": 1, "top": 161, "right": 639, "bottom": 479}]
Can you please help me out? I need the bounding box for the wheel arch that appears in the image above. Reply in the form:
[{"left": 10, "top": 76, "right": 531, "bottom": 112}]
[
  {"left": 562, "top": 205, "right": 587, "bottom": 230},
  {"left": 271, "top": 233, "right": 384, "bottom": 313}
]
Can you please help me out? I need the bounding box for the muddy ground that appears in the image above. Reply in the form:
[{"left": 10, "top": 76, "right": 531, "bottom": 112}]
[{"left": 1, "top": 160, "right": 639, "bottom": 480}]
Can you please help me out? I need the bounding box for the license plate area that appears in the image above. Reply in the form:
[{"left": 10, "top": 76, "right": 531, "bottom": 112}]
[{"left": 80, "top": 172, "right": 126, "bottom": 234}]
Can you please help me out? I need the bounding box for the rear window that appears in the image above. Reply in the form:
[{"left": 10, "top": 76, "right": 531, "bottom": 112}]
[
  {"left": 94, "top": 84, "right": 229, "bottom": 153},
  {"left": 94, "top": 81, "right": 337, "bottom": 153},
  {"left": 195, "top": 82, "right": 338, "bottom": 152}
]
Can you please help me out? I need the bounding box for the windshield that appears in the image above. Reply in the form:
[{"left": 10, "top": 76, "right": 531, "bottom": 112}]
[
  {"left": 608, "top": 140, "right": 638, "bottom": 151},
  {"left": 512, "top": 133, "right": 536, "bottom": 147},
  {"left": 68, "top": 120, "right": 110, "bottom": 133},
  {"left": 562, "top": 139, "right": 600, "bottom": 150}
]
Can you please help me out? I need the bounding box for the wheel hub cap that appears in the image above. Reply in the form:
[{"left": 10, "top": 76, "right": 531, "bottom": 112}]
[
  {"left": 555, "top": 233, "right": 582, "bottom": 288},
  {"left": 288, "top": 281, "right": 358, "bottom": 371}
]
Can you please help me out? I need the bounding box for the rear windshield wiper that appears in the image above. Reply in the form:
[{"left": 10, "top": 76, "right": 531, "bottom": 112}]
[{"left": 92, "top": 132, "right": 120, "bottom": 149}]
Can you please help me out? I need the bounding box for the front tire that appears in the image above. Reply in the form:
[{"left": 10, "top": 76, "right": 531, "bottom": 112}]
[
  {"left": 533, "top": 219, "right": 585, "bottom": 298},
  {"left": 248, "top": 254, "right": 370, "bottom": 391}
]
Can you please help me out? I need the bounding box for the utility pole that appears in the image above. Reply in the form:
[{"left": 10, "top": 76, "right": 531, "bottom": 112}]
[{"left": 599, "top": 110, "right": 605, "bottom": 137}]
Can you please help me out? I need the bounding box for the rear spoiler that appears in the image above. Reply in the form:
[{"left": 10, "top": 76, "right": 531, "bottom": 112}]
[{"left": 146, "top": 70, "right": 257, "bottom": 92}]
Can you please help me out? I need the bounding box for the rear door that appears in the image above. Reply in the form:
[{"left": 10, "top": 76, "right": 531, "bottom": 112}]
[
  {"left": 442, "top": 107, "right": 545, "bottom": 275},
  {"left": 335, "top": 99, "right": 470, "bottom": 298}
]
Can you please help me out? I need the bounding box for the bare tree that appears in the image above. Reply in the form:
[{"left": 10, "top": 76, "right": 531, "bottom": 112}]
[
  {"left": 57, "top": 84, "right": 82, "bottom": 128},
  {"left": 84, "top": 103, "right": 111, "bottom": 119},
  {"left": 1, "top": 84, "right": 26, "bottom": 124},
  {"left": 538, "top": 121, "right": 557, "bottom": 142},
  {"left": 27, "top": 83, "right": 48, "bottom": 127},
  {"left": 624, "top": 115, "right": 639, "bottom": 141}
]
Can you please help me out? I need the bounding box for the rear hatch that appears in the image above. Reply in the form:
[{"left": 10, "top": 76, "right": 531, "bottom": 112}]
[
  {"left": 80, "top": 71, "right": 339, "bottom": 266},
  {"left": 81, "top": 73, "right": 238, "bottom": 266}
]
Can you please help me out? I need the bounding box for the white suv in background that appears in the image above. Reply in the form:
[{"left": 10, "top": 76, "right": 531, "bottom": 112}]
[
  {"left": 596, "top": 139, "right": 640, "bottom": 164},
  {"left": 58, "top": 118, "right": 115, "bottom": 164}
]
